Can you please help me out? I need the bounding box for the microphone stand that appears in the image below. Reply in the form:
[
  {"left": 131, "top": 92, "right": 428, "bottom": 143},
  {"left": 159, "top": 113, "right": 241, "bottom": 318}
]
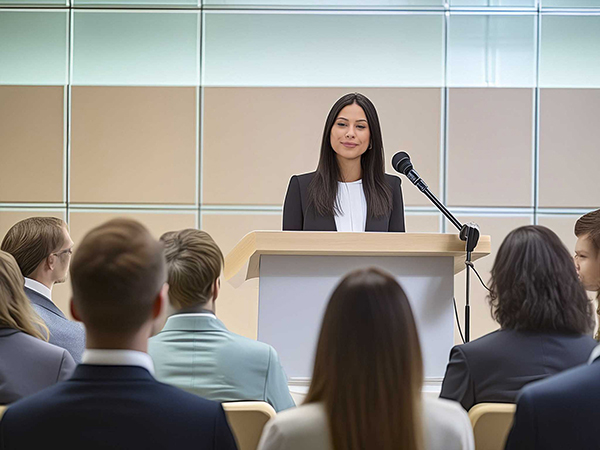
[{"left": 404, "top": 170, "right": 480, "bottom": 343}]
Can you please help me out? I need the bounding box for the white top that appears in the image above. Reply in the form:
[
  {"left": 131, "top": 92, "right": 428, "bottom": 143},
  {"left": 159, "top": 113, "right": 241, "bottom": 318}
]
[
  {"left": 257, "top": 396, "right": 474, "bottom": 450},
  {"left": 588, "top": 344, "right": 600, "bottom": 364},
  {"left": 334, "top": 180, "right": 367, "bottom": 232},
  {"left": 24, "top": 277, "right": 52, "bottom": 301},
  {"left": 82, "top": 349, "right": 155, "bottom": 375}
]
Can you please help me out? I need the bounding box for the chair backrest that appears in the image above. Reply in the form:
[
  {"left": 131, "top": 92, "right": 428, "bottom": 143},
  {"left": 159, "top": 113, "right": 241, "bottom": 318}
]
[
  {"left": 469, "top": 403, "right": 516, "bottom": 450},
  {"left": 222, "top": 401, "right": 277, "bottom": 450}
]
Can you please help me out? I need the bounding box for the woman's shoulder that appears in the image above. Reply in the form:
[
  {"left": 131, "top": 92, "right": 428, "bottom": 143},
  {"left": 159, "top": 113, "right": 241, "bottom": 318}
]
[
  {"left": 259, "top": 403, "right": 330, "bottom": 450},
  {"left": 0, "top": 329, "right": 69, "bottom": 363},
  {"left": 422, "top": 396, "right": 474, "bottom": 449},
  {"left": 384, "top": 173, "right": 402, "bottom": 187}
]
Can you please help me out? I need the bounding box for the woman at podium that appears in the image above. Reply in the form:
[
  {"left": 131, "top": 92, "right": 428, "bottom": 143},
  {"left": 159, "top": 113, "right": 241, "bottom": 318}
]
[{"left": 282, "top": 92, "right": 405, "bottom": 232}]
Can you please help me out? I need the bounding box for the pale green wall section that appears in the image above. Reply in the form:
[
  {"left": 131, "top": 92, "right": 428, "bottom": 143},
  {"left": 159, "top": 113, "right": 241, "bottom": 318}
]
[
  {"left": 72, "top": 12, "right": 199, "bottom": 86},
  {"left": 203, "top": 13, "right": 444, "bottom": 87},
  {"left": 0, "top": 11, "right": 67, "bottom": 85}
]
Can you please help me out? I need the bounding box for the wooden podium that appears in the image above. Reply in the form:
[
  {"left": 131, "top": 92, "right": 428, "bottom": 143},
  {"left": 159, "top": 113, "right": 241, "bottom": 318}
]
[{"left": 225, "top": 232, "right": 490, "bottom": 386}]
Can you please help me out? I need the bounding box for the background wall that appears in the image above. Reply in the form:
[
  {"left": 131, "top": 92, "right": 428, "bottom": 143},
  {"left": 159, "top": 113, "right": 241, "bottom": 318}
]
[{"left": 1, "top": 0, "right": 599, "bottom": 344}]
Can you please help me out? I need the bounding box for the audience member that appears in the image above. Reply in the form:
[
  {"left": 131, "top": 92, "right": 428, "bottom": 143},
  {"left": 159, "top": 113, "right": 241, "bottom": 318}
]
[
  {"left": 149, "top": 229, "right": 295, "bottom": 412},
  {"left": 1, "top": 217, "right": 85, "bottom": 362},
  {"left": 257, "top": 267, "right": 474, "bottom": 450},
  {"left": 0, "top": 250, "right": 75, "bottom": 404},
  {"left": 0, "top": 219, "right": 238, "bottom": 450},
  {"left": 440, "top": 225, "right": 596, "bottom": 410},
  {"left": 574, "top": 208, "right": 600, "bottom": 339}
]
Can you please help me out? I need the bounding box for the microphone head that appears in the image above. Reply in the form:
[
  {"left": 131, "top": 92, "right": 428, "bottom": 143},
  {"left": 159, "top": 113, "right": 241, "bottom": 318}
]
[{"left": 392, "top": 151, "right": 413, "bottom": 175}]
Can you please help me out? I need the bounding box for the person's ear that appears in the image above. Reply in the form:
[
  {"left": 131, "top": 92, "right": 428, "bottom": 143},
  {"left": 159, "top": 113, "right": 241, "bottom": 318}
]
[
  {"left": 46, "top": 254, "right": 56, "bottom": 271},
  {"left": 212, "top": 277, "right": 220, "bottom": 303},
  {"left": 150, "top": 283, "right": 169, "bottom": 336},
  {"left": 70, "top": 297, "right": 82, "bottom": 322}
]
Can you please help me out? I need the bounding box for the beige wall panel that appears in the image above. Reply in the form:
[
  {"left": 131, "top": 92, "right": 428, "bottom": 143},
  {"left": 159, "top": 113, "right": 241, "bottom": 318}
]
[
  {"left": 0, "top": 86, "right": 64, "bottom": 203},
  {"left": 539, "top": 89, "right": 600, "bottom": 208},
  {"left": 537, "top": 215, "right": 580, "bottom": 253},
  {"left": 202, "top": 212, "right": 283, "bottom": 339},
  {"left": 450, "top": 215, "right": 533, "bottom": 344},
  {"left": 447, "top": 88, "right": 534, "bottom": 207},
  {"left": 202, "top": 87, "right": 441, "bottom": 207},
  {"left": 70, "top": 86, "right": 197, "bottom": 205},
  {"left": 405, "top": 214, "right": 440, "bottom": 233}
]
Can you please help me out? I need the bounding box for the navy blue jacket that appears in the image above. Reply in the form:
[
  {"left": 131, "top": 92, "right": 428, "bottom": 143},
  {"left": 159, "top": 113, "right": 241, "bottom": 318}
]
[
  {"left": 0, "top": 365, "right": 238, "bottom": 450},
  {"left": 505, "top": 355, "right": 600, "bottom": 450}
]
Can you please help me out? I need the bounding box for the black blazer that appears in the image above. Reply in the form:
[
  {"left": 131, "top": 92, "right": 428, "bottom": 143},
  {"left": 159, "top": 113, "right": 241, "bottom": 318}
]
[
  {"left": 282, "top": 172, "right": 405, "bottom": 232},
  {"left": 0, "top": 365, "right": 238, "bottom": 450},
  {"left": 439, "top": 329, "right": 596, "bottom": 410},
  {"left": 505, "top": 355, "right": 600, "bottom": 450}
]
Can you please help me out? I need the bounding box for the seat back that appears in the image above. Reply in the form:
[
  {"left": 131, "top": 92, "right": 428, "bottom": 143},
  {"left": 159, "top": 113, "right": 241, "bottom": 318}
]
[
  {"left": 469, "top": 403, "right": 516, "bottom": 450},
  {"left": 222, "top": 401, "right": 276, "bottom": 450}
]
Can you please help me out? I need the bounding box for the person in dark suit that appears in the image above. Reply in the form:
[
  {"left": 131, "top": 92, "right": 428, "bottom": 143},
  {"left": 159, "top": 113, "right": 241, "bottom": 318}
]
[
  {"left": 0, "top": 250, "right": 75, "bottom": 405},
  {"left": 1, "top": 217, "right": 85, "bottom": 362},
  {"left": 0, "top": 218, "right": 238, "bottom": 450},
  {"left": 440, "top": 225, "right": 596, "bottom": 411},
  {"left": 283, "top": 92, "right": 405, "bottom": 232},
  {"left": 504, "top": 345, "right": 600, "bottom": 450}
]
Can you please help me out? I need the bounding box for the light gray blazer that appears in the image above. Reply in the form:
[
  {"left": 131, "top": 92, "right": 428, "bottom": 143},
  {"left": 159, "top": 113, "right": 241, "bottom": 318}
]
[
  {"left": 25, "top": 286, "right": 85, "bottom": 363},
  {"left": 257, "top": 396, "right": 475, "bottom": 450},
  {"left": 149, "top": 314, "right": 295, "bottom": 412},
  {"left": 0, "top": 328, "right": 75, "bottom": 405}
]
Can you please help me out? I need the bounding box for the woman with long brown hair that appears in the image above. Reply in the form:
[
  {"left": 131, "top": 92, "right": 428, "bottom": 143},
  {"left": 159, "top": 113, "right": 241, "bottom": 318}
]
[
  {"left": 0, "top": 250, "right": 75, "bottom": 404},
  {"left": 258, "top": 268, "right": 473, "bottom": 450}
]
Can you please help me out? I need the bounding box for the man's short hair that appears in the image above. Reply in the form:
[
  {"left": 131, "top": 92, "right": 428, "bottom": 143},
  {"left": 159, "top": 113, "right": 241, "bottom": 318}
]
[
  {"left": 160, "top": 229, "right": 223, "bottom": 309},
  {"left": 575, "top": 208, "right": 600, "bottom": 256},
  {"left": 70, "top": 218, "right": 166, "bottom": 333},
  {"left": 1, "top": 217, "right": 67, "bottom": 277}
]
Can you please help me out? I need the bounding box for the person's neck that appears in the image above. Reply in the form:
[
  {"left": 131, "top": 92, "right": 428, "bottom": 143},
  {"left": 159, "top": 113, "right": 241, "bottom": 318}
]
[
  {"left": 27, "top": 271, "right": 54, "bottom": 290},
  {"left": 85, "top": 329, "right": 150, "bottom": 353},
  {"left": 337, "top": 157, "right": 362, "bottom": 183},
  {"left": 174, "top": 302, "right": 215, "bottom": 316}
]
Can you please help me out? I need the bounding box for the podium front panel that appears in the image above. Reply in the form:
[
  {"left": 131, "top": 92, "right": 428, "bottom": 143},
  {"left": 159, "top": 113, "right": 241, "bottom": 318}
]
[{"left": 258, "top": 254, "right": 454, "bottom": 383}]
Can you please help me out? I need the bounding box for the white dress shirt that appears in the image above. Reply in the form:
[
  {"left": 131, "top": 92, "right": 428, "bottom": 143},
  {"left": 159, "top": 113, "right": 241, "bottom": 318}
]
[
  {"left": 588, "top": 344, "right": 600, "bottom": 364},
  {"left": 334, "top": 180, "right": 367, "bottom": 232},
  {"left": 24, "top": 277, "right": 52, "bottom": 301},
  {"left": 82, "top": 349, "right": 155, "bottom": 375}
]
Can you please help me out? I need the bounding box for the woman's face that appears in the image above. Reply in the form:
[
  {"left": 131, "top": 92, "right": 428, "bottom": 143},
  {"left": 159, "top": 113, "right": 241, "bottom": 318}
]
[
  {"left": 575, "top": 234, "right": 600, "bottom": 292},
  {"left": 329, "top": 102, "right": 371, "bottom": 164}
]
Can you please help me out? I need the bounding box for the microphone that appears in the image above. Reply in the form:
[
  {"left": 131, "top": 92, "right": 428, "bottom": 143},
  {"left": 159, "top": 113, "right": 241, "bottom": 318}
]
[
  {"left": 391, "top": 151, "right": 481, "bottom": 343},
  {"left": 391, "top": 151, "right": 428, "bottom": 192}
]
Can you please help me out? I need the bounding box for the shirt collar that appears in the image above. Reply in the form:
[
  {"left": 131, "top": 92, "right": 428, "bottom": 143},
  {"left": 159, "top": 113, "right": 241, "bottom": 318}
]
[
  {"left": 170, "top": 312, "right": 216, "bottom": 319},
  {"left": 24, "top": 277, "right": 52, "bottom": 301},
  {"left": 82, "top": 349, "right": 155, "bottom": 375},
  {"left": 588, "top": 344, "right": 600, "bottom": 365}
]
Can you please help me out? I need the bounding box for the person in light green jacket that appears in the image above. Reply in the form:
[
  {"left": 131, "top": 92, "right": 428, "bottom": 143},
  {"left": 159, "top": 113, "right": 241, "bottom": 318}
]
[{"left": 148, "top": 229, "right": 295, "bottom": 412}]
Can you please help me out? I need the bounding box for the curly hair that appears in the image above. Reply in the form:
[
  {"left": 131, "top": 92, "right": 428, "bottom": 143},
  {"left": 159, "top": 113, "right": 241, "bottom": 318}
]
[{"left": 488, "top": 225, "right": 594, "bottom": 334}]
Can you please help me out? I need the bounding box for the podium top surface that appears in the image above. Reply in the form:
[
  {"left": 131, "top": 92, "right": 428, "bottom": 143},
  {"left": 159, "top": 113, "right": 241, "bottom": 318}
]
[{"left": 224, "top": 231, "right": 491, "bottom": 282}]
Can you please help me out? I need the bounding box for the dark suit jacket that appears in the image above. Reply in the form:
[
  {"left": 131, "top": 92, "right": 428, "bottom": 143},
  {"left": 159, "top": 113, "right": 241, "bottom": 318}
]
[
  {"left": 0, "top": 365, "right": 238, "bottom": 450},
  {"left": 505, "top": 355, "right": 600, "bottom": 450},
  {"left": 282, "top": 172, "right": 405, "bottom": 232},
  {"left": 0, "top": 328, "right": 75, "bottom": 405},
  {"left": 439, "top": 329, "right": 596, "bottom": 410},
  {"left": 25, "top": 286, "right": 86, "bottom": 363}
]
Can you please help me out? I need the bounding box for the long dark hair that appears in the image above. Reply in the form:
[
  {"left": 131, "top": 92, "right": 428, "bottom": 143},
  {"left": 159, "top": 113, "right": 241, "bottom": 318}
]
[
  {"left": 306, "top": 268, "right": 424, "bottom": 450},
  {"left": 488, "top": 225, "right": 594, "bottom": 334},
  {"left": 308, "top": 93, "right": 392, "bottom": 218}
]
